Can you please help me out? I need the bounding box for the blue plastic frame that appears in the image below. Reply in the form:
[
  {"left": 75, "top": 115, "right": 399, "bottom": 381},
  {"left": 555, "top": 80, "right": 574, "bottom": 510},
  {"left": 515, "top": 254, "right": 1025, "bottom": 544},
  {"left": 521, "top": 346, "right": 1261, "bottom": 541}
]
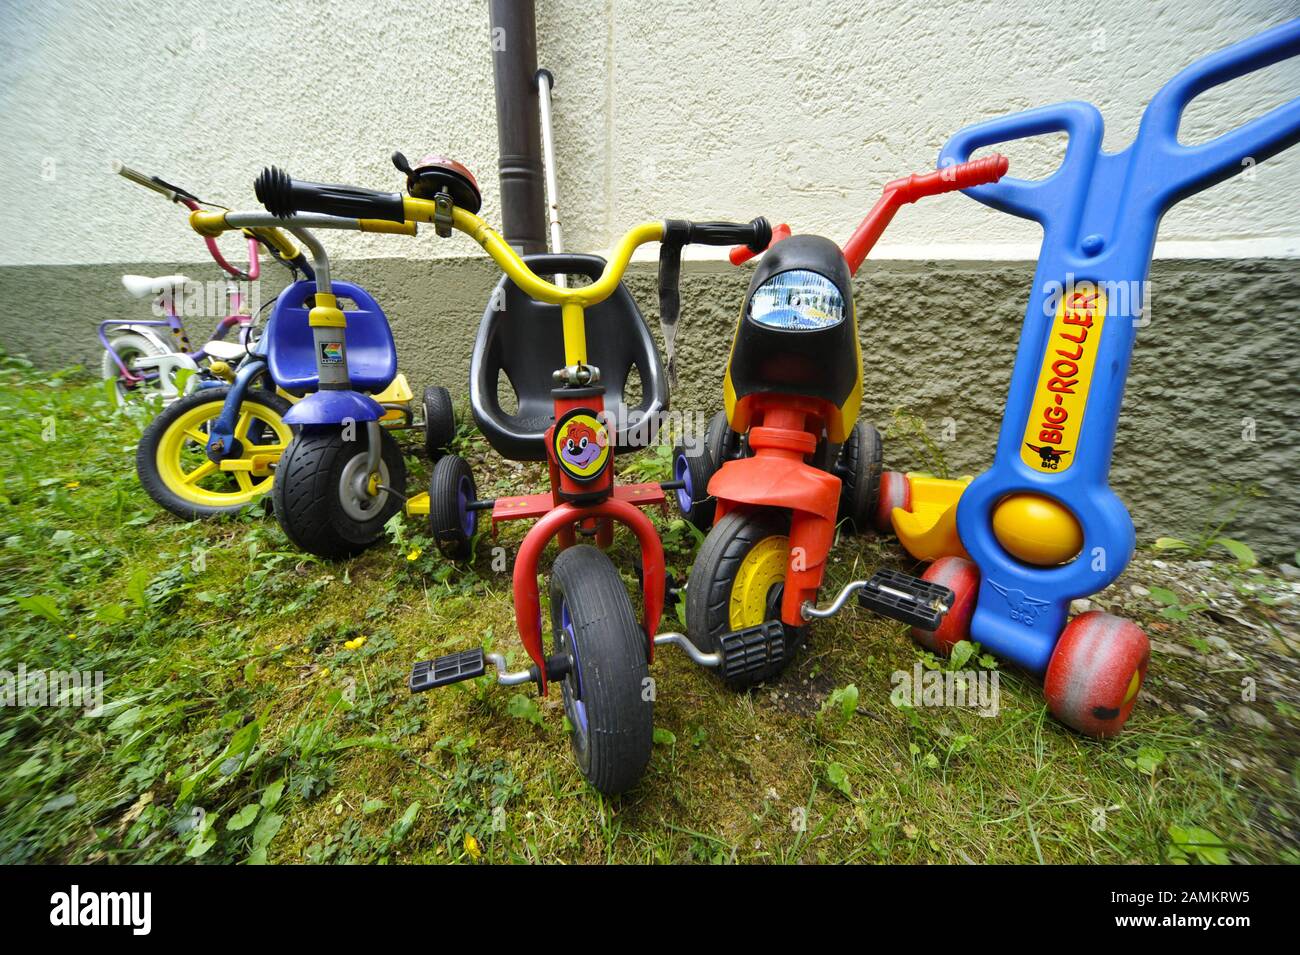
[{"left": 938, "top": 20, "right": 1300, "bottom": 673}]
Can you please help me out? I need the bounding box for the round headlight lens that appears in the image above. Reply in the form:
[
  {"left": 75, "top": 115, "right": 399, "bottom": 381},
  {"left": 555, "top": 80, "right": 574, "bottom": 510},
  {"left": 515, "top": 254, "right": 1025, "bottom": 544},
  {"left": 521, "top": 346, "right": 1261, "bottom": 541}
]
[{"left": 748, "top": 269, "right": 845, "bottom": 330}]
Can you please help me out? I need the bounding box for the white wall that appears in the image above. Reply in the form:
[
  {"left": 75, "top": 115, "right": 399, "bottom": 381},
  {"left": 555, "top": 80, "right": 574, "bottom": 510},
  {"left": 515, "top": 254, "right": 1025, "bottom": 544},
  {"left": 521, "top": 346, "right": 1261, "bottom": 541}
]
[{"left": 1, "top": 0, "right": 1297, "bottom": 266}]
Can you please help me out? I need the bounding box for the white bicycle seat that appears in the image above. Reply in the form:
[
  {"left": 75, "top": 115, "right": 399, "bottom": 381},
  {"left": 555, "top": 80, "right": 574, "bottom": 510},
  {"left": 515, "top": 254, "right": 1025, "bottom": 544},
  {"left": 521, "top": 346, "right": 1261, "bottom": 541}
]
[
  {"left": 202, "top": 340, "right": 247, "bottom": 361},
  {"left": 121, "top": 274, "right": 192, "bottom": 299}
]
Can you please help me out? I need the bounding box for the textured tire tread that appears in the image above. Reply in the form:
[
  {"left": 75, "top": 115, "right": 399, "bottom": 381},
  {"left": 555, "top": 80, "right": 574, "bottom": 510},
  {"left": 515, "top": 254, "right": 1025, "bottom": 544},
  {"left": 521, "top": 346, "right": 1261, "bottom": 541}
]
[{"left": 549, "top": 545, "right": 652, "bottom": 795}]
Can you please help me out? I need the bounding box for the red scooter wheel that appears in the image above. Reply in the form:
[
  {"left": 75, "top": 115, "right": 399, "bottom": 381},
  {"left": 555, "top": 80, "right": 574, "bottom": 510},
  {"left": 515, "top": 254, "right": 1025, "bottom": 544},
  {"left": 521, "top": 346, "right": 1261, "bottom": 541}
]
[
  {"left": 1044, "top": 612, "right": 1149, "bottom": 738},
  {"left": 910, "top": 556, "right": 978, "bottom": 654},
  {"left": 873, "top": 471, "right": 910, "bottom": 533}
]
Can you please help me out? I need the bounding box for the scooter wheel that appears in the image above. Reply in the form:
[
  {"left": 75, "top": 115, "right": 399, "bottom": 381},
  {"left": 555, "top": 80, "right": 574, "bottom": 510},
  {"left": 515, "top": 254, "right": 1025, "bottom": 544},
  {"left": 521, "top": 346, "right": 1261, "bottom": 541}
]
[
  {"left": 428, "top": 454, "right": 477, "bottom": 560},
  {"left": 837, "top": 420, "right": 883, "bottom": 533},
  {"left": 910, "top": 556, "right": 979, "bottom": 655},
  {"left": 550, "top": 544, "right": 652, "bottom": 795},
  {"left": 137, "top": 386, "right": 292, "bottom": 520},
  {"left": 1044, "top": 612, "right": 1149, "bottom": 738},
  {"left": 686, "top": 509, "right": 803, "bottom": 690},
  {"left": 705, "top": 410, "right": 742, "bottom": 468},
  {"left": 873, "top": 470, "right": 911, "bottom": 533},
  {"left": 272, "top": 425, "right": 406, "bottom": 558},
  {"left": 672, "top": 437, "right": 717, "bottom": 532},
  {"left": 423, "top": 385, "right": 457, "bottom": 462}
]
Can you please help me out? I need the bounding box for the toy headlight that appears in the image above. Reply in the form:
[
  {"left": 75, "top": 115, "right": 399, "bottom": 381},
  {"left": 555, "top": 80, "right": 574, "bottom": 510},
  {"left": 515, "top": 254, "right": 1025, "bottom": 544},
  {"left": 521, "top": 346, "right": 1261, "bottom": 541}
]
[{"left": 748, "top": 269, "right": 846, "bottom": 331}]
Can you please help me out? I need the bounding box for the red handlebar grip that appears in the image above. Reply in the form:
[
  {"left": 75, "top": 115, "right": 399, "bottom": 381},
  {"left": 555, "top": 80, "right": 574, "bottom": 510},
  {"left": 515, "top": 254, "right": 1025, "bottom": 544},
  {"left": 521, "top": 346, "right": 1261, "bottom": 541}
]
[
  {"left": 729, "top": 222, "right": 791, "bottom": 265},
  {"left": 890, "top": 153, "right": 1009, "bottom": 203}
]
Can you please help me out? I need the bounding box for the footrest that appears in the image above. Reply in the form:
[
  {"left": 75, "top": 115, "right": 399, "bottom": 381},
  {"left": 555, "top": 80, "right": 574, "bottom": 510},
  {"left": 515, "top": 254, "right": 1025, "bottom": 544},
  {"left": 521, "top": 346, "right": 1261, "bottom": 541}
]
[
  {"left": 718, "top": 621, "right": 787, "bottom": 681},
  {"left": 409, "top": 648, "right": 487, "bottom": 692},
  {"left": 858, "top": 568, "right": 953, "bottom": 630}
]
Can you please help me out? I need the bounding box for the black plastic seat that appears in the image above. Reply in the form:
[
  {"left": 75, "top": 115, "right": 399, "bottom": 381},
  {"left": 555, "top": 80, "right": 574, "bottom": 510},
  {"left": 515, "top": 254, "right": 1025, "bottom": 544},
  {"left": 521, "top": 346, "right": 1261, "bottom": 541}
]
[{"left": 470, "top": 253, "right": 669, "bottom": 462}]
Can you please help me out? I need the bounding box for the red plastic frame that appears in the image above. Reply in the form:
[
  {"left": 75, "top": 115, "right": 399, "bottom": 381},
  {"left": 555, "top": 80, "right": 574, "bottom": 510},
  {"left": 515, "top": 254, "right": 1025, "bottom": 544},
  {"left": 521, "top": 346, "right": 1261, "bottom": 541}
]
[{"left": 493, "top": 392, "right": 668, "bottom": 694}]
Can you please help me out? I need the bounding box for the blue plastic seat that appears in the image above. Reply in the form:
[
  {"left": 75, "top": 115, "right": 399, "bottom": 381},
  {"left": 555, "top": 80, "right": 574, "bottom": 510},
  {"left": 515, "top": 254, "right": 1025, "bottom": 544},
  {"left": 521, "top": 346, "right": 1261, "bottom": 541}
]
[{"left": 265, "top": 280, "right": 397, "bottom": 394}]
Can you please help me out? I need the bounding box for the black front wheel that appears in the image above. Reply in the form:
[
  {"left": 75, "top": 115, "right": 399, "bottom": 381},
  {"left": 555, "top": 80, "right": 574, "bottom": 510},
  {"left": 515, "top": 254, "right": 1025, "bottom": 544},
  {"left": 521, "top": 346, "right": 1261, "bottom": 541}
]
[
  {"left": 549, "top": 545, "right": 652, "bottom": 795},
  {"left": 272, "top": 425, "right": 406, "bottom": 558}
]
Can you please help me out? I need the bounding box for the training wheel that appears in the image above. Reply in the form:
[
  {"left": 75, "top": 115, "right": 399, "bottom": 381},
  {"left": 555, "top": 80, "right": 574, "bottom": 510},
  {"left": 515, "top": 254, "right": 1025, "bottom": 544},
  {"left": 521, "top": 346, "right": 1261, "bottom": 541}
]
[
  {"left": 672, "top": 438, "right": 717, "bottom": 531},
  {"left": 1044, "top": 611, "right": 1149, "bottom": 737},
  {"left": 910, "top": 556, "right": 978, "bottom": 654},
  {"left": 873, "top": 470, "right": 910, "bottom": 533}
]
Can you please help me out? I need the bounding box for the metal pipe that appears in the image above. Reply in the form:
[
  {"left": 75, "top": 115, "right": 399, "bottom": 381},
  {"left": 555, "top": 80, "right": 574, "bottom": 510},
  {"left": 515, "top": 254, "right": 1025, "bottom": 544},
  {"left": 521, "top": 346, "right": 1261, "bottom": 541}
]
[
  {"left": 488, "top": 0, "right": 546, "bottom": 254},
  {"left": 653, "top": 632, "right": 721, "bottom": 668},
  {"left": 486, "top": 653, "right": 536, "bottom": 686},
  {"left": 801, "top": 580, "right": 870, "bottom": 620},
  {"left": 536, "top": 68, "right": 565, "bottom": 286}
]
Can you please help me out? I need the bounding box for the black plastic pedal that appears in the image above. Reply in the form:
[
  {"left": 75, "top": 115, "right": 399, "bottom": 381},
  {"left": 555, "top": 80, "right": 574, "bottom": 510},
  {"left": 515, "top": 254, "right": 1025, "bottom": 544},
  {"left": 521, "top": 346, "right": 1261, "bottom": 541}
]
[
  {"left": 409, "top": 648, "right": 487, "bottom": 693},
  {"left": 858, "top": 568, "right": 953, "bottom": 630},
  {"left": 718, "top": 621, "right": 787, "bottom": 681}
]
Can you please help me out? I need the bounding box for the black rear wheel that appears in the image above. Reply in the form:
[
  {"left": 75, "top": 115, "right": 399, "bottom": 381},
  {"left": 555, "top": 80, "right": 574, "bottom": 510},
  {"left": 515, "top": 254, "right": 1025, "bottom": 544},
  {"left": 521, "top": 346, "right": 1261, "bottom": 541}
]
[
  {"left": 672, "top": 436, "right": 717, "bottom": 531},
  {"left": 428, "top": 454, "right": 477, "bottom": 560},
  {"left": 423, "top": 385, "right": 457, "bottom": 462},
  {"left": 685, "top": 509, "right": 803, "bottom": 690},
  {"left": 549, "top": 545, "right": 653, "bottom": 795},
  {"left": 837, "top": 420, "right": 883, "bottom": 532},
  {"left": 271, "top": 425, "right": 406, "bottom": 558}
]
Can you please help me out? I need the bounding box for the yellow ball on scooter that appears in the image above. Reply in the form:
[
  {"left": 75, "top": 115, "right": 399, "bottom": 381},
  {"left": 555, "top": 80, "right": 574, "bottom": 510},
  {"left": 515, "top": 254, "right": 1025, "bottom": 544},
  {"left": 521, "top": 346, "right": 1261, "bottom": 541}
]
[{"left": 992, "top": 493, "right": 1083, "bottom": 566}]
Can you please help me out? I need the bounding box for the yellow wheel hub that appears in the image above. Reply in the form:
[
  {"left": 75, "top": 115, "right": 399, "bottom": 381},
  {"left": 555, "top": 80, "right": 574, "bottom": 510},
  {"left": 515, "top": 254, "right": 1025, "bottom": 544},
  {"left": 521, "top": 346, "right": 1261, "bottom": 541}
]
[
  {"left": 157, "top": 401, "right": 292, "bottom": 508},
  {"left": 728, "top": 534, "right": 789, "bottom": 629}
]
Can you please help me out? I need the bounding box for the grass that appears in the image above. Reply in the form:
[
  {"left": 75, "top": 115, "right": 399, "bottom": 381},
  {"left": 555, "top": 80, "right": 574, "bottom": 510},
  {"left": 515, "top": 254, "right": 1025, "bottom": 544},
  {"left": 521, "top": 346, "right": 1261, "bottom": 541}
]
[{"left": 0, "top": 351, "right": 1296, "bottom": 864}]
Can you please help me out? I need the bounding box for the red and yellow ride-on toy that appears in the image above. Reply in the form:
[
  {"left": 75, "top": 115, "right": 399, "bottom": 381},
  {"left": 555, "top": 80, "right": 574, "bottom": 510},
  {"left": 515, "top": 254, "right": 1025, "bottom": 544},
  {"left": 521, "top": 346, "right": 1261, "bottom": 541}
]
[
  {"left": 672, "top": 155, "right": 1010, "bottom": 687},
  {"left": 252, "top": 154, "right": 774, "bottom": 794}
]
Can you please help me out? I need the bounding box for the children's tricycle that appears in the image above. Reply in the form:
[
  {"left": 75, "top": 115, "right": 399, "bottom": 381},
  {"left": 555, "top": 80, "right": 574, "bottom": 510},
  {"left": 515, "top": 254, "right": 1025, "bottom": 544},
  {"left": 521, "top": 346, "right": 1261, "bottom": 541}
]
[
  {"left": 881, "top": 20, "right": 1300, "bottom": 736},
  {"left": 671, "top": 156, "right": 1010, "bottom": 688},
  {"left": 137, "top": 205, "right": 419, "bottom": 529},
  {"left": 253, "top": 157, "right": 771, "bottom": 793},
  {"left": 109, "top": 164, "right": 310, "bottom": 402}
]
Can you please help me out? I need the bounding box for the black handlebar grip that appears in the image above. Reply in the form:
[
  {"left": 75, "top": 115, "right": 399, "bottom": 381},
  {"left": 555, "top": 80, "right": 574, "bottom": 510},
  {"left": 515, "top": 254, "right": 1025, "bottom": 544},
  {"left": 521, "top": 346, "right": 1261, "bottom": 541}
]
[
  {"left": 679, "top": 218, "right": 772, "bottom": 252},
  {"left": 254, "top": 166, "right": 407, "bottom": 222}
]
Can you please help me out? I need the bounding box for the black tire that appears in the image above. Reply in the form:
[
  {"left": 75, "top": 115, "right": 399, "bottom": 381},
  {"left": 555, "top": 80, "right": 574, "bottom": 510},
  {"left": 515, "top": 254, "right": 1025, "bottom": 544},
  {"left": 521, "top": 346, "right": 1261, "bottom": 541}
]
[
  {"left": 428, "top": 454, "right": 477, "bottom": 560},
  {"left": 705, "top": 410, "right": 742, "bottom": 469},
  {"left": 423, "top": 385, "right": 457, "bottom": 462},
  {"left": 686, "top": 509, "right": 804, "bottom": 690},
  {"left": 549, "top": 545, "right": 652, "bottom": 795},
  {"left": 271, "top": 425, "right": 406, "bottom": 558},
  {"left": 837, "top": 420, "right": 883, "bottom": 532},
  {"left": 136, "top": 386, "right": 292, "bottom": 521},
  {"left": 672, "top": 437, "right": 717, "bottom": 531}
]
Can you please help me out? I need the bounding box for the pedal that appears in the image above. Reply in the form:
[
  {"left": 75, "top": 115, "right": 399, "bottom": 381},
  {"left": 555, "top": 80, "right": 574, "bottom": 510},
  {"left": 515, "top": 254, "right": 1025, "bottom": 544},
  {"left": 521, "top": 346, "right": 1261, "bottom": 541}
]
[
  {"left": 718, "top": 621, "right": 787, "bottom": 681},
  {"left": 858, "top": 568, "right": 953, "bottom": 630},
  {"left": 408, "top": 648, "right": 486, "bottom": 692}
]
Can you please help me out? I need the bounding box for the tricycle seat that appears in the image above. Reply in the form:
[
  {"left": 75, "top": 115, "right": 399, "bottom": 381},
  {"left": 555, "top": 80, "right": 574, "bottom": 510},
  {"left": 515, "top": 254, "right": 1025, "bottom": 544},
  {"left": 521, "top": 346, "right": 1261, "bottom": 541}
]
[
  {"left": 265, "top": 280, "right": 397, "bottom": 395},
  {"left": 471, "top": 253, "right": 669, "bottom": 462}
]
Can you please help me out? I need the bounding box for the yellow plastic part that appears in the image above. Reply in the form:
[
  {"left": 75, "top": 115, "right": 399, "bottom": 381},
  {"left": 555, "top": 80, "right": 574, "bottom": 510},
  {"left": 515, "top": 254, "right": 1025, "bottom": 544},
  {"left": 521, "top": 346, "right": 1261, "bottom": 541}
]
[
  {"left": 405, "top": 492, "right": 430, "bottom": 517},
  {"left": 728, "top": 534, "right": 789, "bottom": 630},
  {"left": 373, "top": 373, "right": 413, "bottom": 405},
  {"left": 188, "top": 209, "right": 229, "bottom": 237},
  {"left": 308, "top": 292, "right": 346, "bottom": 329},
  {"left": 247, "top": 226, "right": 300, "bottom": 260},
  {"left": 562, "top": 302, "right": 587, "bottom": 366},
  {"left": 992, "top": 493, "right": 1084, "bottom": 566},
  {"left": 890, "top": 474, "right": 972, "bottom": 561},
  {"left": 156, "top": 400, "right": 291, "bottom": 508}
]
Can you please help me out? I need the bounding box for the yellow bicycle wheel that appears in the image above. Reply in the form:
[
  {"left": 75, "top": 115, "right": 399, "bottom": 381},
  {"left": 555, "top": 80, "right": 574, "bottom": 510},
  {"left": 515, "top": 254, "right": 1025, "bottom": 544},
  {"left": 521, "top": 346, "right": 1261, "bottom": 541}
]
[{"left": 137, "top": 386, "right": 292, "bottom": 519}]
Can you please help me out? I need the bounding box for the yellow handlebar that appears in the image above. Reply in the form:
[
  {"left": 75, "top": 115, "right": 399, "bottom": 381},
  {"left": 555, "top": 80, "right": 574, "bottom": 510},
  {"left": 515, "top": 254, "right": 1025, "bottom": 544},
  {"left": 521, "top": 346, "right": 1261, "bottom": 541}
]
[{"left": 400, "top": 197, "right": 663, "bottom": 307}]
